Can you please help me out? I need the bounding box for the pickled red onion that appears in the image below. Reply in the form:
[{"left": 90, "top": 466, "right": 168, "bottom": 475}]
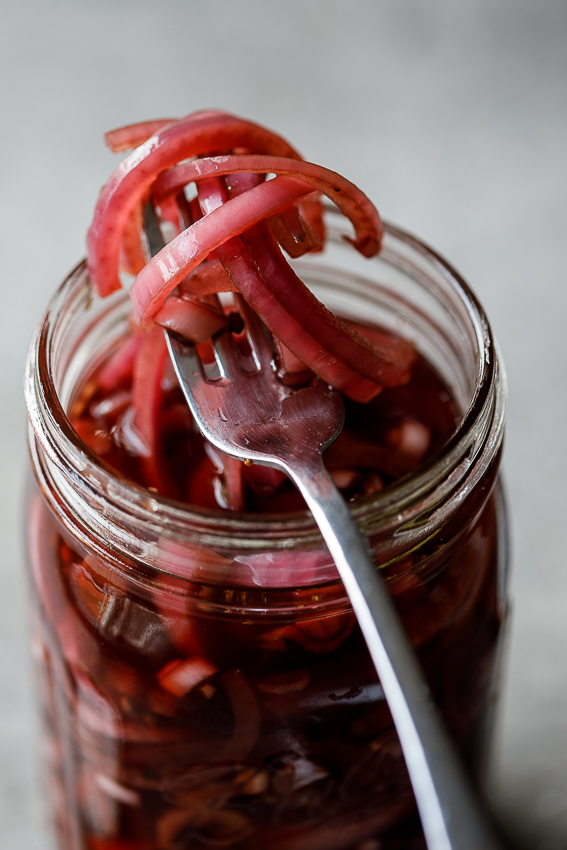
[
  {"left": 213, "top": 231, "right": 383, "bottom": 401},
  {"left": 178, "top": 256, "right": 236, "bottom": 296},
  {"left": 118, "top": 201, "right": 147, "bottom": 275},
  {"left": 153, "top": 154, "right": 382, "bottom": 257},
  {"left": 131, "top": 326, "right": 177, "bottom": 496},
  {"left": 241, "top": 223, "right": 412, "bottom": 387},
  {"left": 88, "top": 109, "right": 414, "bottom": 403},
  {"left": 104, "top": 119, "right": 176, "bottom": 153},
  {"left": 130, "top": 175, "right": 314, "bottom": 325},
  {"left": 97, "top": 332, "right": 143, "bottom": 393},
  {"left": 196, "top": 178, "right": 409, "bottom": 399},
  {"left": 157, "top": 657, "right": 218, "bottom": 697},
  {"left": 154, "top": 294, "right": 228, "bottom": 344},
  {"left": 88, "top": 111, "right": 302, "bottom": 296}
]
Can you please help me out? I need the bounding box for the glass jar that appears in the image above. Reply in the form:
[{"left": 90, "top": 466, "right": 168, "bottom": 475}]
[{"left": 24, "top": 212, "right": 508, "bottom": 850}]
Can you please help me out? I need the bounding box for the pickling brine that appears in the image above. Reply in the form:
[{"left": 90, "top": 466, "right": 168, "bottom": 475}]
[{"left": 24, "top": 112, "right": 508, "bottom": 849}]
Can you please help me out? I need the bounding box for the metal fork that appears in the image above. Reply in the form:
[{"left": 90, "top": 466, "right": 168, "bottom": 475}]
[{"left": 145, "top": 204, "right": 504, "bottom": 850}]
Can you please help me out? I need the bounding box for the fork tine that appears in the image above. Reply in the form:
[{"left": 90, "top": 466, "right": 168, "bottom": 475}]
[
  {"left": 235, "top": 295, "right": 275, "bottom": 371},
  {"left": 165, "top": 334, "right": 205, "bottom": 388},
  {"left": 211, "top": 329, "right": 240, "bottom": 380}
]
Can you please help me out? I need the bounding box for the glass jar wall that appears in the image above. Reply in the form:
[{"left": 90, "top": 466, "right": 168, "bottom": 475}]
[{"left": 24, "top": 216, "right": 508, "bottom": 850}]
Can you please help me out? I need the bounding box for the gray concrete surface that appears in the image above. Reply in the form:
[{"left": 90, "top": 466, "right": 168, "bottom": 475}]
[{"left": 1, "top": 1, "right": 566, "bottom": 847}]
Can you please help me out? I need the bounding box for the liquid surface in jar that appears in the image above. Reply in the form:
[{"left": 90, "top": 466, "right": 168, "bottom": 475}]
[{"left": 69, "top": 323, "right": 458, "bottom": 512}]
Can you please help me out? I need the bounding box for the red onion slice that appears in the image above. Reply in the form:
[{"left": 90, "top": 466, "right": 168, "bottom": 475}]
[
  {"left": 131, "top": 326, "right": 178, "bottom": 496},
  {"left": 213, "top": 232, "right": 382, "bottom": 401},
  {"left": 88, "top": 111, "right": 302, "bottom": 297},
  {"left": 241, "top": 223, "right": 413, "bottom": 387},
  {"left": 178, "top": 255, "right": 237, "bottom": 296},
  {"left": 119, "top": 200, "right": 147, "bottom": 275},
  {"left": 194, "top": 179, "right": 408, "bottom": 400},
  {"left": 154, "top": 154, "right": 382, "bottom": 257},
  {"left": 104, "top": 119, "right": 176, "bottom": 152},
  {"left": 98, "top": 331, "right": 144, "bottom": 393},
  {"left": 219, "top": 671, "right": 260, "bottom": 760},
  {"left": 130, "top": 175, "right": 314, "bottom": 325},
  {"left": 157, "top": 657, "right": 219, "bottom": 697},
  {"left": 154, "top": 295, "right": 228, "bottom": 344},
  {"left": 88, "top": 109, "right": 413, "bottom": 410}
]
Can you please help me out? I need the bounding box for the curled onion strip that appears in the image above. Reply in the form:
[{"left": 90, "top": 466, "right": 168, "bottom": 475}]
[
  {"left": 195, "top": 178, "right": 409, "bottom": 398},
  {"left": 130, "top": 175, "right": 314, "bottom": 325},
  {"left": 153, "top": 154, "right": 382, "bottom": 257},
  {"left": 268, "top": 203, "right": 323, "bottom": 257},
  {"left": 219, "top": 671, "right": 260, "bottom": 760},
  {"left": 241, "top": 223, "right": 413, "bottom": 387},
  {"left": 132, "top": 326, "right": 177, "bottom": 496},
  {"left": 97, "top": 332, "right": 143, "bottom": 393},
  {"left": 155, "top": 295, "right": 228, "bottom": 344},
  {"left": 104, "top": 118, "right": 176, "bottom": 152},
  {"left": 212, "top": 232, "right": 381, "bottom": 401},
  {"left": 89, "top": 109, "right": 410, "bottom": 405},
  {"left": 88, "top": 111, "right": 302, "bottom": 297},
  {"left": 119, "top": 200, "right": 147, "bottom": 275},
  {"left": 178, "top": 256, "right": 236, "bottom": 296}
]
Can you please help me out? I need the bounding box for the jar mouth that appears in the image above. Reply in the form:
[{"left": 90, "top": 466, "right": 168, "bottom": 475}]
[{"left": 25, "top": 218, "right": 506, "bottom": 573}]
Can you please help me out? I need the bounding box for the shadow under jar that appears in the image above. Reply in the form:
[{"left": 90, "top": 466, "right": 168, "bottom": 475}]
[{"left": 24, "top": 212, "right": 508, "bottom": 850}]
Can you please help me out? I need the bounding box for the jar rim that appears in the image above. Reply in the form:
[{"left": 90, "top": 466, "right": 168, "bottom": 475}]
[{"left": 25, "top": 220, "right": 506, "bottom": 569}]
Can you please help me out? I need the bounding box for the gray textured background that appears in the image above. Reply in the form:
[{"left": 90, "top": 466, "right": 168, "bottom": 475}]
[{"left": 2, "top": 1, "right": 566, "bottom": 847}]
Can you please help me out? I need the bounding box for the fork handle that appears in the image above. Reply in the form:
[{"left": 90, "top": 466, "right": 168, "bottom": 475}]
[{"left": 284, "top": 457, "right": 503, "bottom": 850}]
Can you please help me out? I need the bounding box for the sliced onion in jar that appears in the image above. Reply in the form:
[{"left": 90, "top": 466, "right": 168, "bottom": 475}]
[
  {"left": 130, "top": 176, "right": 315, "bottom": 325},
  {"left": 131, "top": 326, "right": 179, "bottom": 496},
  {"left": 157, "top": 657, "right": 219, "bottom": 697},
  {"left": 154, "top": 294, "right": 228, "bottom": 344},
  {"left": 88, "top": 111, "right": 303, "bottom": 297}
]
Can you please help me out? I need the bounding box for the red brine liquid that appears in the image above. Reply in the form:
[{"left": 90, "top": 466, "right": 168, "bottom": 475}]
[{"left": 27, "top": 324, "right": 503, "bottom": 850}]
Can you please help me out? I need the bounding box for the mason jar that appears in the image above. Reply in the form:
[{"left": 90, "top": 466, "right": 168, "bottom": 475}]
[{"left": 24, "top": 211, "right": 508, "bottom": 850}]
